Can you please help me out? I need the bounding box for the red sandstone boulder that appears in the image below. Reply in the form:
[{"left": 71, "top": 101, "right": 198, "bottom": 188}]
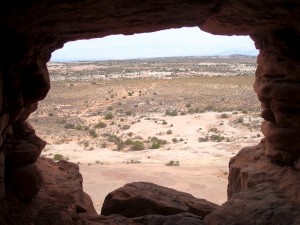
[
  {"left": 101, "top": 182, "right": 218, "bottom": 218},
  {"left": 2, "top": 158, "right": 97, "bottom": 225},
  {"left": 83, "top": 213, "right": 204, "bottom": 225},
  {"left": 204, "top": 143, "right": 300, "bottom": 225}
]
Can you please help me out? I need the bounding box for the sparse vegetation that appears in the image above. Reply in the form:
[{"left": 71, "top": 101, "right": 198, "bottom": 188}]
[
  {"left": 53, "top": 154, "right": 66, "bottom": 161},
  {"left": 165, "top": 160, "right": 180, "bottom": 166},
  {"left": 104, "top": 113, "right": 113, "bottom": 120},
  {"left": 165, "top": 109, "right": 178, "bottom": 116},
  {"left": 95, "top": 121, "right": 107, "bottom": 128}
]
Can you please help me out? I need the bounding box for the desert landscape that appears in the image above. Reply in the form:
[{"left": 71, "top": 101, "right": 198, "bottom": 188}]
[{"left": 29, "top": 55, "right": 261, "bottom": 212}]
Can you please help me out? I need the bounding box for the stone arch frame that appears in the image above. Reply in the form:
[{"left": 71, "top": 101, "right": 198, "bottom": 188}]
[{"left": 0, "top": 1, "right": 300, "bottom": 224}]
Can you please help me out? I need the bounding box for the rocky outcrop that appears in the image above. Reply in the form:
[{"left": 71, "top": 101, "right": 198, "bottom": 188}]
[
  {"left": 82, "top": 213, "right": 204, "bottom": 225},
  {"left": 1, "top": 158, "right": 96, "bottom": 225},
  {"left": 101, "top": 182, "right": 218, "bottom": 218},
  {"left": 204, "top": 143, "right": 300, "bottom": 225},
  {"left": 0, "top": 158, "right": 205, "bottom": 225},
  {"left": 252, "top": 29, "right": 300, "bottom": 165}
]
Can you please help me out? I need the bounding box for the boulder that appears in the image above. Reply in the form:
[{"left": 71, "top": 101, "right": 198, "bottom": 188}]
[
  {"left": 204, "top": 143, "right": 300, "bottom": 225},
  {"left": 101, "top": 182, "right": 218, "bottom": 218}
]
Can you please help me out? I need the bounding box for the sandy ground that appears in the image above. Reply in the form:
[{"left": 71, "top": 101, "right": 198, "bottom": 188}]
[{"left": 43, "top": 112, "right": 261, "bottom": 213}]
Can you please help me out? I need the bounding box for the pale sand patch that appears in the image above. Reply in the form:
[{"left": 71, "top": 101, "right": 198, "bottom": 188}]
[
  {"left": 80, "top": 163, "right": 228, "bottom": 213},
  {"left": 43, "top": 112, "right": 261, "bottom": 213}
]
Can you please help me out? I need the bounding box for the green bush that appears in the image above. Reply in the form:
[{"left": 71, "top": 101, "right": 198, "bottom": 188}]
[
  {"left": 95, "top": 121, "right": 107, "bottom": 128},
  {"left": 108, "top": 135, "right": 124, "bottom": 149},
  {"left": 123, "top": 125, "right": 131, "bottom": 130},
  {"left": 53, "top": 154, "right": 65, "bottom": 161},
  {"left": 165, "top": 109, "right": 178, "bottom": 116},
  {"left": 89, "top": 129, "right": 97, "bottom": 138},
  {"left": 125, "top": 110, "right": 133, "bottom": 116},
  {"left": 125, "top": 139, "right": 134, "bottom": 145},
  {"left": 131, "top": 141, "right": 145, "bottom": 151},
  {"left": 167, "top": 130, "right": 172, "bottom": 135},
  {"left": 75, "top": 124, "right": 83, "bottom": 130},
  {"left": 210, "top": 134, "right": 225, "bottom": 142},
  {"left": 150, "top": 137, "right": 167, "bottom": 149},
  {"left": 64, "top": 123, "right": 75, "bottom": 129},
  {"left": 220, "top": 113, "right": 229, "bottom": 118},
  {"left": 198, "top": 137, "right": 208, "bottom": 142},
  {"left": 150, "top": 142, "right": 161, "bottom": 149},
  {"left": 104, "top": 113, "right": 113, "bottom": 120},
  {"left": 165, "top": 160, "right": 180, "bottom": 166}
]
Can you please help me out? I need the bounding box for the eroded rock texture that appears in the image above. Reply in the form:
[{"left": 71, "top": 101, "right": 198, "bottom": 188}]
[
  {"left": 101, "top": 182, "right": 218, "bottom": 218},
  {"left": 252, "top": 29, "right": 300, "bottom": 165},
  {"left": 204, "top": 143, "right": 300, "bottom": 225},
  {"left": 1, "top": 158, "right": 96, "bottom": 225},
  {"left": 0, "top": 0, "right": 300, "bottom": 224}
]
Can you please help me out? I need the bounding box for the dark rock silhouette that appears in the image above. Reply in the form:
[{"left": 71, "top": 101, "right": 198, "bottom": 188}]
[{"left": 101, "top": 182, "right": 218, "bottom": 218}]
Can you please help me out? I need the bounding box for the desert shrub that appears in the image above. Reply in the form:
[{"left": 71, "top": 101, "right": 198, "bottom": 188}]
[
  {"left": 150, "top": 142, "right": 161, "bottom": 149},
  {"left": 210, "top": 134, "right": 225, "bottom": 142},
  {"left": 205, "top": 105, "right": 215, "bottom": 111},
  {"left": 220, "top": 113, "right": 229, "bottom": 118},
  {"left": 185, "top": 103, "right": 191, "bottom": 108},
  {"left": 83, "top": 141, "right": 89, "bottom": 147},
  {"left": 107, "top": 106, "right": 113, "bottom": 111},
  {"left": 130, "top": 141, "right": 145, "bottom": 151},
  {"left": 209, "top": 128, "right": 219, "bottom": 133},
  {"left": 198, "top": 137, "right": 208, "bottom": 142},
  {"left": 167, "top": 130, "right": 172, "bottom": 135},
  {"left": 126, "top": 110, "right": 133, "bottom": 116},
  {"left": 75, "top": 124, "right": 83, "bottom": 130},
  {"left": 194, "top": 108, "right": 201, "bottom": 113},
  {"left": 242, "top": 109, "right": 248, "bottom": 114},
  {"left": 125, "top": 139, "right": 134, "bottom": 145},
  {"left": 162, "top": 120, "right": 167, "bottom": 125},
  {"left": 165, "top": 109, "right": 178, "bottom": 116},
  {"left": 232, "top": 111, "right": 238, "bottom": 115},
  {"left": 95, "top": 121, "right": 107, "bottom": 128},
  {"left": 150, "top": 137, "right": 167, "bottom": 149},
  {"left": 53, "top": 154, "right": 65, "bottom": 161},
  {"left": 64, "top": 123, "right": 75, "bottom": 129},
  {"left": 236, "top": 117, "right": 244, "bottom": 123},
  {"left": 187, "top": 108, "right": 194, "bottom": 114},
  {"left": 165, "top": 160, "right": 180, "bottom": 166},
  {"left": 48, "top": 112, "right": 54, "bottom": 116},
  {"left": 108, "top": 135, "right": 124, "bottom": 149},
  {"left": 89, "top": 129, "right": 97, "bottom": 138},
  {"left": 128, "top": 92, "right": 133, "bottom": 96},
  {"left": 104, "top": 113, "right": 113, "bottom": 120},
  {"left": 172, "top": 138, "right": 178, "bottom": 143},
  {"left": 122, "top": 125, "right": 131, "bottom": 130},
  {"left": 128, "top": 132, "right": 133, "bottom": 137}
]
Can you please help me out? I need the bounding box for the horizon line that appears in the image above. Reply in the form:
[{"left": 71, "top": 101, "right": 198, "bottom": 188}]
[{"left": 49, "top": 54, "right": 258, "bottom": 63}]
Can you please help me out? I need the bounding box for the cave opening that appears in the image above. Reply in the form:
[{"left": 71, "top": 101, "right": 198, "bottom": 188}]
[{"left": 28, "top": 27, "right": 261, "bottom": 212}]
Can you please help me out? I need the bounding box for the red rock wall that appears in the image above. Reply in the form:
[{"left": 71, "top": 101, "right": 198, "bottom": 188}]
[
  {"left": 252, "top": 29, "right": 300, "bottom": 165},
  {"left": 0, "top": 0, "right": 300, "bottom": 203}
]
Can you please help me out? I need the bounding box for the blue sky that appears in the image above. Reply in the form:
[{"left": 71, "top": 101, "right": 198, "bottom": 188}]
[{"left": 51, "top": 27, "right": 258, "bottom": 62}]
